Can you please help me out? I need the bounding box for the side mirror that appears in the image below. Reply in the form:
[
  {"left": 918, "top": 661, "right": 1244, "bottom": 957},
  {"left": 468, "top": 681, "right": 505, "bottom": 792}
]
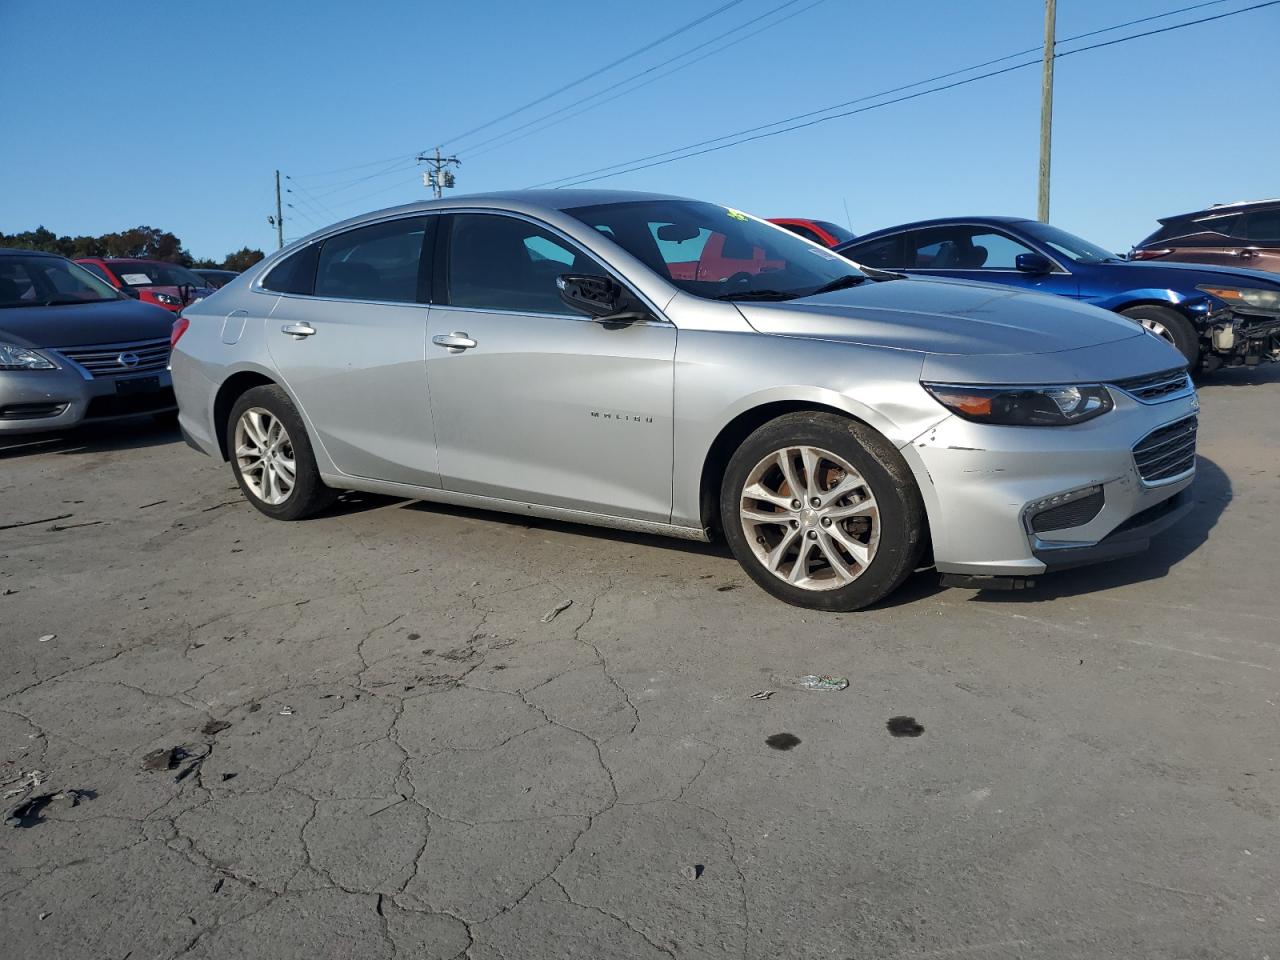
[
  {"left": 121, "top": 286, "right": 141, "bottom": 299},
  {"left": 1015, "top": 252, "right": 1053, "bottom": 274},
  {"left": 557, "top": 274, "right": 648, "bottom": 325}
]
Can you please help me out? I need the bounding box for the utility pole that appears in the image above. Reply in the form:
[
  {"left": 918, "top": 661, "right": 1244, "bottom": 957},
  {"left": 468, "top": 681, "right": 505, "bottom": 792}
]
[
  {"left": 267, "top": 170, "right": 284, "bottom": 249},
  {"left": 416, "top": 147, "right": 460, "bottom": 200},
  {"left": 1037, "top": 0, "right": 1056, "bottom": 223}
]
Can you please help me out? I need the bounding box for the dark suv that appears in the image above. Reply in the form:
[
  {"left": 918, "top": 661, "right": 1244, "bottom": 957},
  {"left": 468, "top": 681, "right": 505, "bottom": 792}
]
[{"left": 1132, "top": 199, "right": 1280, "bottom": 274}]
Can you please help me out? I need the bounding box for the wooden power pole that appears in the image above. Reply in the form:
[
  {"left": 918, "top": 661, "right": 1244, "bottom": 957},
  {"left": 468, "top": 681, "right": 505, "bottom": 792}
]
[
  {"left": 275, "top": 171, "right": 285, "bottom": 249},
  {"left": 1038, "top": 0, "right": 1056, "bottom": 223}
]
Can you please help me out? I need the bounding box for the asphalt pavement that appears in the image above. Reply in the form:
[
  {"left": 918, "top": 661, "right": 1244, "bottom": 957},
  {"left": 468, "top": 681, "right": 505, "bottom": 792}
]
[{"left": 1, "top": 363, "right": 1277, "bottom": 959}]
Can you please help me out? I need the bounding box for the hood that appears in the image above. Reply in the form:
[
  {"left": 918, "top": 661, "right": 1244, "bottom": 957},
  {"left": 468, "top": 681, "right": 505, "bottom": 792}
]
[
  {"left": 0, "top": 297, "right": 176, "bottom": 348},
  {"left": 1107, "top": 259, "right": 1280, "bottom": 289},
  {"left": 737, "top": 276, "right": 1145, "bottom": 356}
]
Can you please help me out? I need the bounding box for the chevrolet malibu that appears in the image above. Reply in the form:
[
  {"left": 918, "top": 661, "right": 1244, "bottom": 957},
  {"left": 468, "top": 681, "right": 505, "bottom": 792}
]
[{"left": 172, "top": 191, "right": 1198, "bottom": 610}]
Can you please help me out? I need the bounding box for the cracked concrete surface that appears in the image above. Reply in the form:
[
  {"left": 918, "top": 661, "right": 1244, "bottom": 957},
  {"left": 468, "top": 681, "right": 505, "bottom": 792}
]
[{"left": 2, "top": 366, "right": 1279, "bottom": 958}]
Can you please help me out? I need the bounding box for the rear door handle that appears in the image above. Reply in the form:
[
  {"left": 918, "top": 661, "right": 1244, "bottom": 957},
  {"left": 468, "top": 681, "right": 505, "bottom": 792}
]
[
  {"left": 281, "top": 322, "right": 316, "bottom": 338},
  {"left": 432, "top": 332, "right": 477, "bottom": 352}
]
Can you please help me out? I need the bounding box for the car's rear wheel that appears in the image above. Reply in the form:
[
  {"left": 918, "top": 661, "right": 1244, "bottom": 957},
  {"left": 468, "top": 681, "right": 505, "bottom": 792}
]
[
  {"left": 720, "top": 412, "right": 926, "bottom": 611},
  {"left": 226, "top": 385, "right": 335, "bottom": 520},
  {"left": 1120, "top": 305, "right": 1200, "bottom": 366}
]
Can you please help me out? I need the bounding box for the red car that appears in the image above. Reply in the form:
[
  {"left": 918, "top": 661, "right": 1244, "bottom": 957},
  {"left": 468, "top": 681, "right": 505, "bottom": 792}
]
[
  {"left": 76, "top": 258, "right": 214, "bottom": 313},
  {"left": 768, "top": 218, "right": 856, "bottom": 248}
]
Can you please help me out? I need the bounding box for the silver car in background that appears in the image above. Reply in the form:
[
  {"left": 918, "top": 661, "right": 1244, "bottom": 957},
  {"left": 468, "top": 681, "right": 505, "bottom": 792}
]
[
  {"left": 1, "top": 248, "right": 178, "bottom": 433},
  {"left": 172, "top": 191, "right": 1197, "bottom": 610}
]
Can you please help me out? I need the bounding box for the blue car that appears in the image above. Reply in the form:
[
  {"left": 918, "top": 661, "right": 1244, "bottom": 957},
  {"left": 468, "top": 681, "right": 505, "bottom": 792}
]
[{"left": 835, "top": 216, "right": 1280, "bottom": 370}]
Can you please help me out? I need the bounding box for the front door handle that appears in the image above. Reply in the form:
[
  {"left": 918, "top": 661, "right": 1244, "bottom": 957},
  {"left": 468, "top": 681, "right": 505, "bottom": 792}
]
[
  {"left": 432, "top": 332, "right": 477, "bottom": 352},
  {"left": 281, "top": 322, "right": 316, "bottom": 339}
]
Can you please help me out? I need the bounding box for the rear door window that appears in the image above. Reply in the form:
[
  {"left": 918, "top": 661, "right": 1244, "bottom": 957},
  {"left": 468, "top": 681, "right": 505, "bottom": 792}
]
[{"left": 315, "top": 217, "right": 430, "bottom": 302}]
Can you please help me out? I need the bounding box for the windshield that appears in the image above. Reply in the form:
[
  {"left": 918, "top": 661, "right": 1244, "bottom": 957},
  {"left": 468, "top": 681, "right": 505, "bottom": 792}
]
[
  {"left": 111, "top": 261, "right": 207, "bottom": 287},
  {"left": 565, "top": 200, "right": 865, "bottom": 301},
  {"left": 0, "top": 255, "right": 123, "bottom": 308},
  {"left": 1021, "top": 223, "right": 1119, "bottom": 264}
]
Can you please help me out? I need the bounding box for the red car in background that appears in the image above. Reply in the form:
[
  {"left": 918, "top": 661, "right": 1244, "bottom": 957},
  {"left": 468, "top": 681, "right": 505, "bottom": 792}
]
[
  {"left": 768, "top": 218, "right": 856, "bottom": 248},
  {"left": 76, "top": 258, "right": 214, "bottom": 313}
]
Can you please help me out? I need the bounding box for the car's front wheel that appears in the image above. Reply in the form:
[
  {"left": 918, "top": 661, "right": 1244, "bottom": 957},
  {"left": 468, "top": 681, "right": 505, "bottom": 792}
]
[
  {"left": 720, "top": 412, "right": 926, "bottom": 611},
  {"left": 226, "top": 385, "right": 336, "bottom": 520},
  {"left": 1120, "top": 305, "right": 1200, "bottom": 366}
]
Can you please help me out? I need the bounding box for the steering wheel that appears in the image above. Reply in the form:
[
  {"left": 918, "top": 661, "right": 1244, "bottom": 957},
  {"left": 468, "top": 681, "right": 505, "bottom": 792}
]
[{"left": 722, "top": 271, "right": 754, "bottom": 286}]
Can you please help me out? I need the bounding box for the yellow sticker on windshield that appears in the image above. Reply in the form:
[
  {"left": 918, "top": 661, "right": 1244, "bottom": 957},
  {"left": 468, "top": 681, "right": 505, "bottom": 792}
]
[{"left": 725, "top": 208, "right": 749, "bottom": 221}]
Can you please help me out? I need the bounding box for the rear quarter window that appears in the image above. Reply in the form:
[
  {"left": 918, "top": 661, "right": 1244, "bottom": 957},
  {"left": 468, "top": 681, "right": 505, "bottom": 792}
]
[{"left": 261, "top": 244, "right": 319, "bottom": 295}]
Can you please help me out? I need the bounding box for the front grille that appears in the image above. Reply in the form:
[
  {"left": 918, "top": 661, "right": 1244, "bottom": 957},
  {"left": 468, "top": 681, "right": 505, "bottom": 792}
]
[
  {"left": 54, "top": 338, "right": 171, "bottom": 378},
  {"left": 1030, "top": 489, "right": 1105, "bottom": 533},
  {"left": 1132, "top": 415, "right": 1197, "bottom": 483},
  {"left": 1112, "top": 367, "right": 1191, "bottom": 403},
  {"left": 84, "top": 388, "right": 175, "bottom": 420}
]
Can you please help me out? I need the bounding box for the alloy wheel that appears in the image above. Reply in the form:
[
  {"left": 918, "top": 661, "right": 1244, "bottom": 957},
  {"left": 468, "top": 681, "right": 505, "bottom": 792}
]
[
  {"left": 739, "top": 445, "right": 880, "bottom": 591},
  {"left": 1137, "top": 316, "right": 1175, "bottom": 344},
  {"left": 234, "top": 407, "right": 296, "bottom": 505}
]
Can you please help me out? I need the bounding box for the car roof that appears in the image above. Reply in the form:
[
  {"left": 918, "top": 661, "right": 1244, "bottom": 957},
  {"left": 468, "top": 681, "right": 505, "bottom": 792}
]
[
  {"left": 1160, "top": 198, "right": 1279, "bottom": 223},
  {"left": 837, "top": 216, "right": 1032, "bottom": 246},
  {"left": 0, "top": 247, "right": 63, "bottom": 258},
  {"left": 288, "top": 188, "right": 696, "bottom": 240}
]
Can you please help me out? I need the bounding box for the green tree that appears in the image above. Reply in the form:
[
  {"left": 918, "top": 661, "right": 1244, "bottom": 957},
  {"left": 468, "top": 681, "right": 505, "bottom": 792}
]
[{"left": 221, "top": 247, "right": 265, "bottom": 272}]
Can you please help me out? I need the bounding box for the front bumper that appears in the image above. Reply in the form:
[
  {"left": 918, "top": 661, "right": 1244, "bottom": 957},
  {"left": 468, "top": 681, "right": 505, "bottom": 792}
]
[
  {"left": 1204, "top": 309, "right": 1280, "bottom": 367},
  {"left": 902, "top": 388, "right": 1199, "bottom": 577},
  {"left": 0, "top": 364, "right": 175, "bottom": 435}
]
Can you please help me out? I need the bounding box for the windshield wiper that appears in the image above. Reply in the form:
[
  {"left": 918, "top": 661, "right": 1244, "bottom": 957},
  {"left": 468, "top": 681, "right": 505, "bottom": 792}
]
[
  {"left": 40, "top": 298, "right": 102, "bottom": 306},
  {"left": 807, "top": 274, "right": 867, "bottom": 297},
  {"left": 712, "top": 289, "right": 799, "bottom": 302}
]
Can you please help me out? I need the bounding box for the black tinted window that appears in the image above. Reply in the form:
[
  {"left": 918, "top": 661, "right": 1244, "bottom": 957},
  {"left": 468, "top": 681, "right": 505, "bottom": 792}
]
[
  {"left": 262, "top": 244, "right": 319, "bottom": 295},
  {"left": 447, "top": 214, "right": 605, "bottom": 315},
  {"left": 315, "top": 217, "right": 428, "bottom": 302},
  {"left": 844, "top": 235, "right": 906, "bottom": 268},
  {"left": 1194, "top": 213, "right": 1240, "bottom": 239},
  {"left": 1244, "top": 210, "right": 1280, "bottom": 241},
  {"left": 910, "top": 226, "right": 1034, "bottom": 269}
]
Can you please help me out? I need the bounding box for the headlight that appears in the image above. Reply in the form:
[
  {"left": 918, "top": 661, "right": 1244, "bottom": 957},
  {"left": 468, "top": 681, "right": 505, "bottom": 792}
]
[
  {"left": 1196, "top": 284, "right": 1280, "bottom": 314},
  {"left": 922, "top": 382, "right": 1114, "bottom": 426},
  {"left": 152, "top": 292, "right": 182, "bottom": 306},
  {"left": 0, "top": 342, "right": 56, "bottom": 371}
]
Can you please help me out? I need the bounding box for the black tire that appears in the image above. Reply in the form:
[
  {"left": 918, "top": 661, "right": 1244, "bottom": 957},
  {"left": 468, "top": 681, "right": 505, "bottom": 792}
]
[
  {"left": 225, "top": 384, "right": 336, "bottom": 521},
  {"left": 719, "top": 412, "right": 926, "bottom": 611},
  {"left": 1120, "top": 305, "right": 1201, "bottom": 366}
]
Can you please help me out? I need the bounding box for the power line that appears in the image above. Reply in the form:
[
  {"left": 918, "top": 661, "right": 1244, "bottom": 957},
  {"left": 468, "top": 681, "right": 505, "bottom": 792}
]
[
  {"left": 541, "top": 0, "right": 1277, "bottom": 189},
  {"left": 282, "top": 0, "right": 1232, "bottom": 193},
  {"left": 284, "top": 177, "right": 342, "bottom": 222},
  {"left": 462, "top": 0, "right": 826, "bottom": 161},
  {"left": 439, "top": 0, "right": 749, "bottom": 148}
]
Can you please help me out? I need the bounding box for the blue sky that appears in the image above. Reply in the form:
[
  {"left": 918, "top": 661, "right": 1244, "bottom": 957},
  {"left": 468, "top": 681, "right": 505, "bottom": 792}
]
[{"left": 2, "top": 0, "right": 1276, "bottom": 259}]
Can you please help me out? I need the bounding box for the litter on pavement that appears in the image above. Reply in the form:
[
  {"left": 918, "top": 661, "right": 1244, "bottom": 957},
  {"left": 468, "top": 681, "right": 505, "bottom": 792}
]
[{"left": 796, "top": 674, "right": 849, "bottom": 692}]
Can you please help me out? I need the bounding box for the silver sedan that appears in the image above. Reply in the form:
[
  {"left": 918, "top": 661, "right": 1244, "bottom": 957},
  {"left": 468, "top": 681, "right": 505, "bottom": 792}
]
[{"left": 172, "top": 190, "right": 1197, "bottom": 610}]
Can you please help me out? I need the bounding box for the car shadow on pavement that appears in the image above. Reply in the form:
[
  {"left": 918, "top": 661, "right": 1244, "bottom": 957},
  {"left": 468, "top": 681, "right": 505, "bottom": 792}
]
[
  {"left": 0, "top": 417, "right": 181, "bottom": 459},
  {"left": 1195, "top": 362, "right": 1280, "bottom": 390},
  {"left": 967, "top": 454, "right": 1230, "bottom": 604}
]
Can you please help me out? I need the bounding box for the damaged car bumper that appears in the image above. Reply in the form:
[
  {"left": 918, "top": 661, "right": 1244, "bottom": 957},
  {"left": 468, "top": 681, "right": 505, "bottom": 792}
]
[{"left": 902, "top": 376, "right": 1199, "bottom": 578}]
